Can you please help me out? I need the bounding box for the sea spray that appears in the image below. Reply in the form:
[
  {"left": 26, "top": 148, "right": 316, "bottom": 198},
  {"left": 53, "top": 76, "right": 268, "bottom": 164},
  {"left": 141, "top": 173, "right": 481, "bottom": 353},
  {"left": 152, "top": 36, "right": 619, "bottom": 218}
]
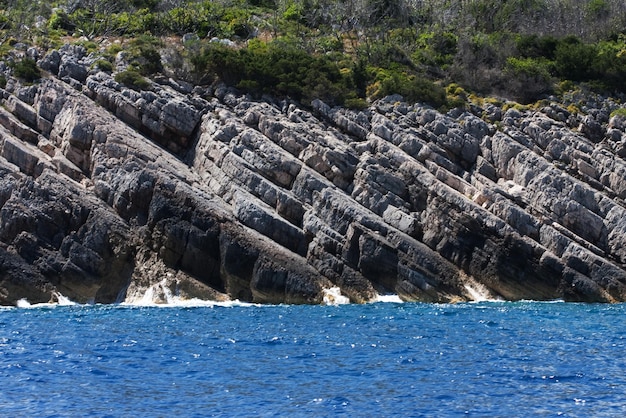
[
  {"left": 123, "top": 277, "right": 178, "bottom": 306},
  {"left": 14, "top": 291, "right": 77, "bottom": 308},
  {"left": 374, "top": 293, "right": 404, "bottom": 303},
  {"left": 461, "top": 274, "right": 500, "bottom": 302},
  {"left": 322, "top": 287, "right": 350, "bottom": 305},
  {"left": 53, "top": 292, "right": 78, "bottom": 306},
  {"left": 122, "top": 277, "right": 264, "bottom": 308}
]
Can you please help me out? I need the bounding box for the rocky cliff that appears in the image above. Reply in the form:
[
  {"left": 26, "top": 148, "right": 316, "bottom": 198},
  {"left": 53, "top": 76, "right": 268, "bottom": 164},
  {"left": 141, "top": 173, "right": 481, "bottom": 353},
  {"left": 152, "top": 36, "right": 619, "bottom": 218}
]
[{"left": 2, "top": 44, "right": 626, "bottom": 305}]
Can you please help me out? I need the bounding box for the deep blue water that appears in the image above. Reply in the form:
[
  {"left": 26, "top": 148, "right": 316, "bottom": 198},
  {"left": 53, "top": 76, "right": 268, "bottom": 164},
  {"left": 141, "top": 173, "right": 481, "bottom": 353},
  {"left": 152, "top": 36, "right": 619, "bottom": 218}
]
[{"left": 2, "top": 301, "right": 626, "bottom": 417}]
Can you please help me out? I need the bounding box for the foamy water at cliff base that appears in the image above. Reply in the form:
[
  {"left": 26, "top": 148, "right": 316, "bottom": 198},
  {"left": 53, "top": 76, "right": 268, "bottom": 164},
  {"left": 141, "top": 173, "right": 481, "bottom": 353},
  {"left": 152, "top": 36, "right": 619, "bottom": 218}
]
[
  {"left": 119, "top": 278, "right": 260, "bottom": 308},
  {"left": 121, "top": 280, "right": 393, "bottom": 307},
  {"left": 374, "top": 293, "right": 404, "bottom": 303}
]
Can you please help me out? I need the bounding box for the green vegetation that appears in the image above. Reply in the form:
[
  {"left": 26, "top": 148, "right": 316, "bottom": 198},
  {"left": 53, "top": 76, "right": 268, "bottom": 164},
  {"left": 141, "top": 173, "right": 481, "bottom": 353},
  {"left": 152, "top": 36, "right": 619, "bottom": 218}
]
[
  {"left": 610, "top": 108, "right": 626, "bottom": 118},
  {"left": 191, "top": 40, "right": 350, "bottom": 105},
  {"left": 11, "top": 58, "right": 41, "bottom": 83},
  {"left": 114, "top": 69, "right": 150, "bottom": 90},
  {"left": 125, "top": 35, "right": 163, "bottom": 75},
  {"left": 92, "top": 59, "right": 113, "bottom": 73},
  {"left": 1, "top": 1, "right": 626, "bottom": 107}
]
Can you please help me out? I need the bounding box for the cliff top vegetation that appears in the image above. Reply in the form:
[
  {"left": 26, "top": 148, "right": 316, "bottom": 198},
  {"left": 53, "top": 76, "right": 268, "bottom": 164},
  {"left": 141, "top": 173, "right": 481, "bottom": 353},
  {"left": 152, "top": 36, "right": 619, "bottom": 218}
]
[{"left": 1, "top": 0, "right": 626, "bottom": 108}]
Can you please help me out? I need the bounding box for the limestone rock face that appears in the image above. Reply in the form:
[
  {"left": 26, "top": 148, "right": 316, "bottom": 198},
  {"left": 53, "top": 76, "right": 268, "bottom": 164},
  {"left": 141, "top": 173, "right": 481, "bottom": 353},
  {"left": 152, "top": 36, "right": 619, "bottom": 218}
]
[{"left": 2, "top": 44, "right": 626, "bottom": 305}]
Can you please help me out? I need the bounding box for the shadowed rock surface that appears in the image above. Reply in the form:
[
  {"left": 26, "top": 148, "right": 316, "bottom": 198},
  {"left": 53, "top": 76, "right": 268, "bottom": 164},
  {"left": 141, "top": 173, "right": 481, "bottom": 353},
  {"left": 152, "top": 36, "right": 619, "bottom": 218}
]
[{"left": 2, "top": 45, "right": 626, "bottom": 305}]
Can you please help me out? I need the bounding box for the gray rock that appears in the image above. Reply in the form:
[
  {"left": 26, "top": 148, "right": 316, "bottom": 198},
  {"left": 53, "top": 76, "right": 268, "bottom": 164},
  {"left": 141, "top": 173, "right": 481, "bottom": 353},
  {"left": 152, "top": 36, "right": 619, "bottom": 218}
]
[
  {"left": 2, "top": 48, "right": 626, "bottom": 305},
  {"left": 579, "top": 115, "right": 604, "bottom": 142},
  {"left": 38, "top": 50, "right": 62, "bottom": 74},
  {"left": 59, "top": 58, "right": 88, "bottom": 83}
]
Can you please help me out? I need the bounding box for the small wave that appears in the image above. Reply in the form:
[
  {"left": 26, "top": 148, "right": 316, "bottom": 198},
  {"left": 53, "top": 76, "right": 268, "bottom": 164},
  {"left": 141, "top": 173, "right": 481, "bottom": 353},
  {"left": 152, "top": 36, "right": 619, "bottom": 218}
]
[
  {"left": 122, "top": 279, "right": 261, "bottom": 308},
  {"left": 518, "top": 299, "right": 565, "bottom": 303},
  {"left": 16, "top": 298, "right": 35, "bottom": 308},
  {"left": 15, "top": 292, "right": 78, "bottom": 309},
  {"left": 54, "top": 292, "right": 78, "bottom": 306},
  {"left": 121, "top": 298, "right": 261, "bottom": 308}
]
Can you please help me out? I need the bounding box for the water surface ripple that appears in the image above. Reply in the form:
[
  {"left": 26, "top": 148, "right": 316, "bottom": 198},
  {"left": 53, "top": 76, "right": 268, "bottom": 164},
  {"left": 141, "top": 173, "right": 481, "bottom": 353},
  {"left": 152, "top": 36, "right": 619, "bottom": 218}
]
[{"left": 1, "top": 301, "right": 625, "bottom": 416}]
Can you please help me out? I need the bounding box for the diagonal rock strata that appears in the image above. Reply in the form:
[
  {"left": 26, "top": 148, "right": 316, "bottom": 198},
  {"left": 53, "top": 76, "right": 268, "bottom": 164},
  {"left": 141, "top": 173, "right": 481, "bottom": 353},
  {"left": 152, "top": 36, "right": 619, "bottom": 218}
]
[{"left": 1, "top": 46, "right": 626, "bottom": 304}]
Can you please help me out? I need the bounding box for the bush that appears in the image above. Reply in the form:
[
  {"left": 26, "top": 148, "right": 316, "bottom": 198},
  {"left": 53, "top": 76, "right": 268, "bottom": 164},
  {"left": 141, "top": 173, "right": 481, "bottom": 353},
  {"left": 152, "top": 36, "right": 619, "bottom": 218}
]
[
  {"left": 48, "top": 9, "right": 74, "bottom": 32},
  {"left": 115, "top": 69, "right": 150, "bottom": 90},
  {"left": 75, "top": 40, "right": 98, "bottom": 53},
  {"left": 12, "top": 58, "right": 41, "bottom": 83},
  {"left": 515, "top": 34, "right": 558, "bottom": 60},
  {"left": 591, "top": 39, "right": 626, "bottom": 91},
  {"left": 194, "top": 40, "right": 350, "bottom": 105},
  {"left": 344, "top": 97, "right": 369, "bottom": 110},
  {"left": 368, "top": 68, "right": 446, "bottom": 108},
  {"left": 610, "top": 108, "right": 626, "bottom": 118},
  {"left": 92, "top": 59, "right": 113, "bottom": 72},
  {"left": 504, "top": 57, "right": 553, "bottom": 103},
  {"left": 413, "top": 31, "right": 458, "bottom": 69},
  {"left": 126, "top": 35, "right": 163, "bottom": 75},
  {"left": 554, "top": 37, "right": 597, "bottom": 82},
  {"left": 445, "top": 83, "right": 468, "bottom": 109},
  {"left": 105, "top": 44, "right": 123, "bottom": 59}
]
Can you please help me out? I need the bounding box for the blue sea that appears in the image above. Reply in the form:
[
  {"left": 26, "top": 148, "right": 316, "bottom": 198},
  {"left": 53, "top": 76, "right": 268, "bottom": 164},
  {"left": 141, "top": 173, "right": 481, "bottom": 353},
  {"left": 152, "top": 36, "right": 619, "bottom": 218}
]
[{"left": 1, "top": 300, "right": 626, "bottom": 417}]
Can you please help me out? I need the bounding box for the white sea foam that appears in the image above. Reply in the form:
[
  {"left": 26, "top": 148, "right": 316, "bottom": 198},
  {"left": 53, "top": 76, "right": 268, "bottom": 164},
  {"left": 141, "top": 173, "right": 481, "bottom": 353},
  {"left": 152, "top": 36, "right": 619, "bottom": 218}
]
[
  {"left": 322, "top": 287, "right": 350, "bottom": 305},
  {"left": 54, "top": 292, "right": 77, "bottom": 306},
  {"left": 464, "top": 283, "right": 492, "bottom": 302},
  {"left": 122, "top": 297, "right": 259, "bottom": 308},
  {"left": 121, "top": 278, "right": 260, "bottom": 308},
  {"left": 374, "top": 293, "right": 404, "bottom": 303},
  {"left": 462, "top": 275, "right": 501, "bottom": 302},
  {"left": 16, "top": 298, "right": 34, "bottom": 308},
  {"left": 15, "top": 292, "right": 78, "bottom": 308},
  {"left": 122, "top": 278, "right": 180, "bottom": 306}
]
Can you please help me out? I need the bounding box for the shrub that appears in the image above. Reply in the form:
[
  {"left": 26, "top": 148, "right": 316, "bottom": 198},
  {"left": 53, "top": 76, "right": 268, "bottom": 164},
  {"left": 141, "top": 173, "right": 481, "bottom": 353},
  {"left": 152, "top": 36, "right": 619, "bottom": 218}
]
[
  {"left": 587, "top": 0, "right": 609, "bottom": 16},
  {"left": 126, "top": 35, "right": 163, "bottom": 75},
  {"left": 115, "top": 69, "right": 150, "bottom": 90},
  {"left": 361, "top": 41, "right": 415, "bottom": 70},
  {"left": 92, "top": 59, "right": 113, "bottom": 72},
  {"left": 47, "top": 9, "right": 74, "bottom": 32},
  {"left": 344, "top": 97, "right": 369, "bottom": 110},
  {"left": 12, "top": 58, "right": 41, "bottom": 83},
  {"left": 515, "top": 34, "right": 558, "bottom": 60},
  {"left": 502, "top": 101, "right": 529, "bottom": 112},
  {"left": 610, "top": 108, "right": 626, "bottom": 118},
  {"left": 105, "top": 44, "right": 123, "bottom": 60},
  {"left": 75, "top": 40, "right": 98, "bottom": 53},
  {"left": 567, "top": 104, "right": 581, "bottom": 115},
  {"left": 368, "top": 68, "right": 446, "bottom": 108},
  {"left": 445, "top": 83, "right": 468, "bottom": 109},
  {"left": 504, "top": 57, "right": 553, "bottom": 103},
  {"left": 194, "top": 40, "right": 350, "bottom": 105},
  {"left": 591, "top": 39, "right": 626, "bottom": 92},
  {"left": 413, "top": 31, "right": 458, "bottom": 69},
  {"left": 554, "top": 37, "right": 597, "bottom": 82},
  {"left": 555, "top": 80, "right": 577, "bottom": 95}
]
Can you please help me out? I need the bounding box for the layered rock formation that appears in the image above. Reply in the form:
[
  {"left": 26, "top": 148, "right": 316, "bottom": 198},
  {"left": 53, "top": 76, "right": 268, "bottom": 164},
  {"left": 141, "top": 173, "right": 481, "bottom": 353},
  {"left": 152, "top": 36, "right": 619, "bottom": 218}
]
[{"left": 2, "top": 44, "right": 626, "bottom": 305}]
